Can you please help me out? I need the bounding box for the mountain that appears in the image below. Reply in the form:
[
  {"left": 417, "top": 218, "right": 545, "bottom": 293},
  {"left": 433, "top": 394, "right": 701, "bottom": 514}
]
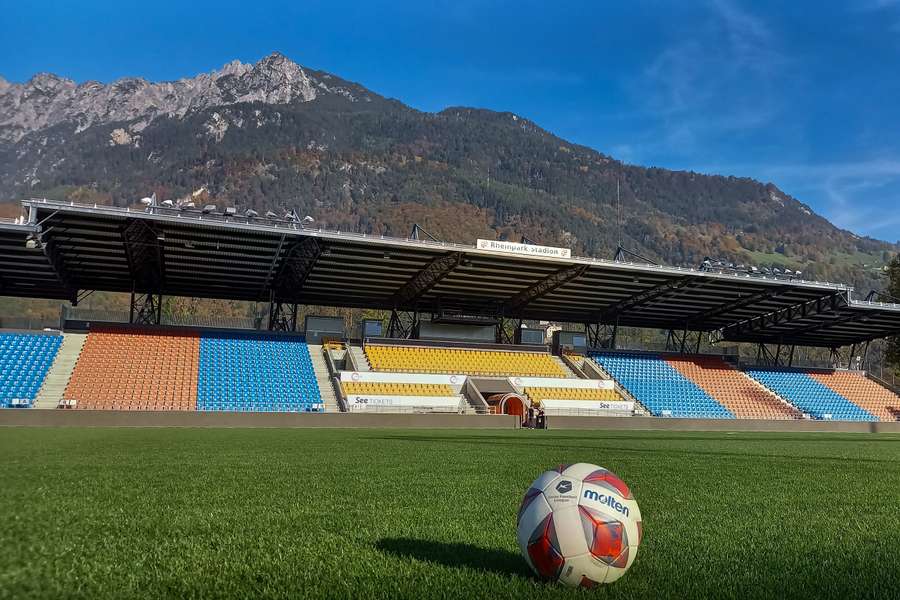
[{"left": 0, "top": 52, "right": 896, "bottom": 297}]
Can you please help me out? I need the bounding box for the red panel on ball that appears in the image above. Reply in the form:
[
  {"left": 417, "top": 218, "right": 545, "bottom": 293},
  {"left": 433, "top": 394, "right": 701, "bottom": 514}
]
[
  {"left": 579, "top": 575, "right": 600, "bottom": 589},
  {"left": 584, "top": 469, "right": 632, "bottom": 499},
  {"left": 590, "top": 520, "right": 625, "bottom": 563},
  {"left": 611, "top": 546, "right": 630, "bottom": 568},
  {"left": 527, "top": 514, "right": 564, "bottom": 579}
]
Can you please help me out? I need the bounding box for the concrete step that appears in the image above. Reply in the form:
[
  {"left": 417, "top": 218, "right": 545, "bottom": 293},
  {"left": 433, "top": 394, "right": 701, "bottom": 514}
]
[
  {"left": 307, "top": 344, "right": 339, "bottom": 413},
  {"left": 552, "top": 355, "right": 579, "bottom": 378},
  {"left": 33, "top": 333, "right": 87, "bottom": 409},
  {"left": 347, "top": 345, "right": 371, "bottom": 372}
]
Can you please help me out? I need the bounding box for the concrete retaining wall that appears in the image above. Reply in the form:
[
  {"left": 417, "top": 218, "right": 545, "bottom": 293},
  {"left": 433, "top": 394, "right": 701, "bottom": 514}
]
[
  {"left": 1, "top": 410, "right": 898, "bottom": 433},
  {"left": 547, "top": 416, "right": 900, "bottom": 434},
  {"left": 0, "top": 410, "right": 520, "bottom": 429}
]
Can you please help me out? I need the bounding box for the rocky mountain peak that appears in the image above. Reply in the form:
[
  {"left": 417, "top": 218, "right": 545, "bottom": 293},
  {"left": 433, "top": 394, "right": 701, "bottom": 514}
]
[
  {"left": 25, "top": 72, "right": 76, "bottom": 93},
  {"left": 0, "top": 52, "right": 369, "bottom": 144}
]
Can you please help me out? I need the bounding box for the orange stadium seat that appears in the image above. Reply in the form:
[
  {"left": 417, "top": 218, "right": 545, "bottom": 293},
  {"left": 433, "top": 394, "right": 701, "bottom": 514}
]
[
  {"left": 666, "top": 356, "right": 801, "bottom": 420},
  {"left": 808, "top": 370, "right": 900, "bottom": 422},
  {"left": 64, "top": 327, "right": 199, "bottom": 411}
]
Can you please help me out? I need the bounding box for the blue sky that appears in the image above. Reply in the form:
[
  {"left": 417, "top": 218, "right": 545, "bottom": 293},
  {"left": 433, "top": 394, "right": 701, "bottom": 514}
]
[{"left": 3, "top": 0, "right": 900, "bottom": 243}]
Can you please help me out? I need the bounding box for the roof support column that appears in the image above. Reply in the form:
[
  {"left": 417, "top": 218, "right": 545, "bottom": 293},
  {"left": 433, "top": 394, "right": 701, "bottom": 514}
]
[
  {"left": 129, "top": 286, "right": 162, "bottom": 326},
  {"left": 495, "top": 317, "right": 522, "bottom": 345},
  {"left": 387, "top": 309, "right": 418, "bottom": 339},
  {"left": 664, "top": 327, "right": 703, "bottom": 354},
  {"left": 268, "top": 296, "right": 299, "bottom": 332},
  {"left": 585, "top": 321, "right": 618, "bottom": 350}
]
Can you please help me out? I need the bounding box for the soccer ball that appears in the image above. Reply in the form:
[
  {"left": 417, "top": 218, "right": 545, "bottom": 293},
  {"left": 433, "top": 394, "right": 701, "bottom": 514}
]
[{"left": 516, "top": 463, "right": 642, "bottom": 587}]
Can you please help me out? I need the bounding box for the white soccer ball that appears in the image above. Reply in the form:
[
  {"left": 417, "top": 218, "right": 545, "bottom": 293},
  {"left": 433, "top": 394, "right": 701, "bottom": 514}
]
[{"left": 516, "top": 463, "right": 642, "bottom": 588}]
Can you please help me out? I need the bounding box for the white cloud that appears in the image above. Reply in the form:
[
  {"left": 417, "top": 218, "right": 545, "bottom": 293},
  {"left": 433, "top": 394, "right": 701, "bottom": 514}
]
[{"left": 623, "top": 0, "right": 789, "bottom": 160}]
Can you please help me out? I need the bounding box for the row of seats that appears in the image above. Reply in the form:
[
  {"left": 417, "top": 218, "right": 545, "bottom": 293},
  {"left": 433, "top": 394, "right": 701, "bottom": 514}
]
[
  {"left": 745, "top": 369, "right": 877, "bottom": 421},
  {"left": 807, "top": 371, "right": 900, "bottom": 422},
  {"left": 591, "top": 352, "right": 734, "bottom": 419},
  {"left": 524, "top": 386, "right": 622, "bottom": 404},
  {"left": 0, "top": 333, "right": 62, "bottom": 407},
  {"left": 665, "top": 356, "right": 801, "bottom": 420},
  {"left": 63, "top": 329, "right": 323, "bottom": 412},
  {"left": 197, "top": 333, "right": 322, "bottom": 412},
  {"left": 364, "top": 345, "right": 567, "bottom": 377},
  {"left": 590, "top": 352, "right": 900, "bottom": 421},
  {"left": 341, "top": 382, "right": 456, "bottom": 397},
  {"left": 66, "top": 328, "right": 199, "bottom": 410},
  {"left": 6, "top": 326, "right": 897, "bottom": 420}
]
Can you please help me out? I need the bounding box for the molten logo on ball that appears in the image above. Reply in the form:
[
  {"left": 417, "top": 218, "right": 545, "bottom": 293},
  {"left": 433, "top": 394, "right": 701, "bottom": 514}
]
[{"left": 516, "top": 463, "right": 643, "bottom": 588}]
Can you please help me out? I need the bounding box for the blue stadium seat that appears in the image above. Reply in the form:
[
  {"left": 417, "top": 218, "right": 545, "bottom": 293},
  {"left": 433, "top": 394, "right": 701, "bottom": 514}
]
[
  {"left": 744, "top": 368, "right": 876, "bottom": 421},
  {"left": 0, "top": 333, "right": 62, "bottom": 408},
  {"left": 196, "top": 332, "right": 323, "bottom": 412},
  {"left": 589, "top": 352, "right": 734, "bottom": 419}
]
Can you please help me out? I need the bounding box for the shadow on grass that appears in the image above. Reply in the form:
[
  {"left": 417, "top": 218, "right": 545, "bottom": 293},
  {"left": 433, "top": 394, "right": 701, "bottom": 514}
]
[{"left": 375, "top": 537, "right": 534, "bottom": 580}]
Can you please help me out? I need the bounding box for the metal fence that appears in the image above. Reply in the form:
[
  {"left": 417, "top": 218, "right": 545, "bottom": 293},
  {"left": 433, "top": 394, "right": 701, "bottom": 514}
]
[
  {"left": 0, "top": 317, "right": 60, "bottom": 331},
  {"left": 62, "top": 307, "right": 262, "bottom": 330}
]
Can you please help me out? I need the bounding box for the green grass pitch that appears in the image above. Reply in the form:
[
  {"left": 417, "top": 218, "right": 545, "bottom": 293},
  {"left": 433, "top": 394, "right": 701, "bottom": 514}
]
[{"left": 1, "top": 428, "right": 898, "bottom": 599}]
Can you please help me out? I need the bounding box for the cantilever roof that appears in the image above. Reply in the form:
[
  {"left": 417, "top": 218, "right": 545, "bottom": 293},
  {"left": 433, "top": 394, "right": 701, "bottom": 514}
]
[{"left": 2, "top": 199, "right": 899, "bottom": 348}]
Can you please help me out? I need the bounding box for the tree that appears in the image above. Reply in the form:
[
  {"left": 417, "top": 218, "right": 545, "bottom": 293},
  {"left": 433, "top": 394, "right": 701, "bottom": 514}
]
[{"left": 886, "top": 255, "right": 900, "bottom": 374}]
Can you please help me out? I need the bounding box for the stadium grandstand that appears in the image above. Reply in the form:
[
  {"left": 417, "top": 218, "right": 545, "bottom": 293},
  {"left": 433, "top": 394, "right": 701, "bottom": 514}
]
[{"left": 1, "top": 198, "right": 900, "bottom": 422}]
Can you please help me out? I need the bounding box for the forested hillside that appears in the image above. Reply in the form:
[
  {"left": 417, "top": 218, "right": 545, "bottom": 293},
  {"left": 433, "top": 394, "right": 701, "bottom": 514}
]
[{"left": 1, "top": 53, "right": 896, "bottom": 321}]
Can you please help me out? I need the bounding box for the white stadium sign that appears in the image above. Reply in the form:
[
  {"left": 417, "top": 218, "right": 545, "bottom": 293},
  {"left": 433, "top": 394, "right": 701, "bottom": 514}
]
[
  {"left": 476, "top": 239, "right": 571, "bottom": 259},
  {"left": 346, "top": 395, "right": 464, "bottom": 412}
]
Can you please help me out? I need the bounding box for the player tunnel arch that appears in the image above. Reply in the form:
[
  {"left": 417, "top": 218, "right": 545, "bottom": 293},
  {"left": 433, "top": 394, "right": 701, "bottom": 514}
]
[{"left": 487, "top": 393, "right": 530, "bottom": 418}]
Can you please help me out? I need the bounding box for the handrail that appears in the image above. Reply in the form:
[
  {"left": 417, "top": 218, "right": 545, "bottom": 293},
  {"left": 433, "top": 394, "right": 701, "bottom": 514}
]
[
  {"left": 365, "top": 336, "right": 551, "bottom": 353},
  {"left": 345, "top": 345, "right": 361, "bottom": 372},
  {"left": 867, "top": 371, "right": 900, "bottom": 396},
  {"left": 321, "top": 346, "right": 349, "bottom": 412},
  {"left": 463, "top": 378, "right": 490, "bottom": 412},
  {"left": 560, "top": 353, "right": 587, "bottom": 378}
]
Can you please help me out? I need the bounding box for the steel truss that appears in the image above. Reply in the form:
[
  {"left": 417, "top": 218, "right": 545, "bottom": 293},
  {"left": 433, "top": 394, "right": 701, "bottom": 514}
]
[
  {"left": 267, "top": 298, "right": 299, "bottom": 332},
  {"left": 585, "top": 322, "right": 618, "bottom": 349},
  {"left": 595, "top": 277, "right": 695, "bottom": 323},
  {"left": 718, "top": 291, "right": 849, "bottom": 341},
  {"left": 271, "top": 237, "right": 322, "bottom": 303},
  {"left": 495, "top": 317, "right": 523, "bottom": 344},
  {"left": 613, "top": 246, "right": 658, "bottom": 265},
  {"left": 393, "top": 252, "right": 463, "bottom": 308},
  {"left": 505, "top": 264, "right": 588, "bottom": 315},
  {"left": 387, "top": 309, "right": 419, "bottom": 339},
  {"left": 829, "top": 341, "right": 871, "bottom": 370},
  {"left": 129, "top": 288, "right": 162, "bottom": 325},
  {"left": 121, "top": 219, "right": 165, "bottom": 293},
  {"left": 41, "top": 236, "right": 78, "bottom": 304},
  {"left": 666, "top": 328, "right": 704, "bottom": 354},
  {"left": 683, "top": 288, "right": 783, "bottom": 328},
  {"left": 753, "top": 343, "right": 796, "bottom": 367}
]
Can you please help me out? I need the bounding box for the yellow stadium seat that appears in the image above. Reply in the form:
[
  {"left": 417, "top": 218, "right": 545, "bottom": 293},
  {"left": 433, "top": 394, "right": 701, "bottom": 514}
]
[{"left": 364, "top": 345, "right": 566, "bottom": 377}]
